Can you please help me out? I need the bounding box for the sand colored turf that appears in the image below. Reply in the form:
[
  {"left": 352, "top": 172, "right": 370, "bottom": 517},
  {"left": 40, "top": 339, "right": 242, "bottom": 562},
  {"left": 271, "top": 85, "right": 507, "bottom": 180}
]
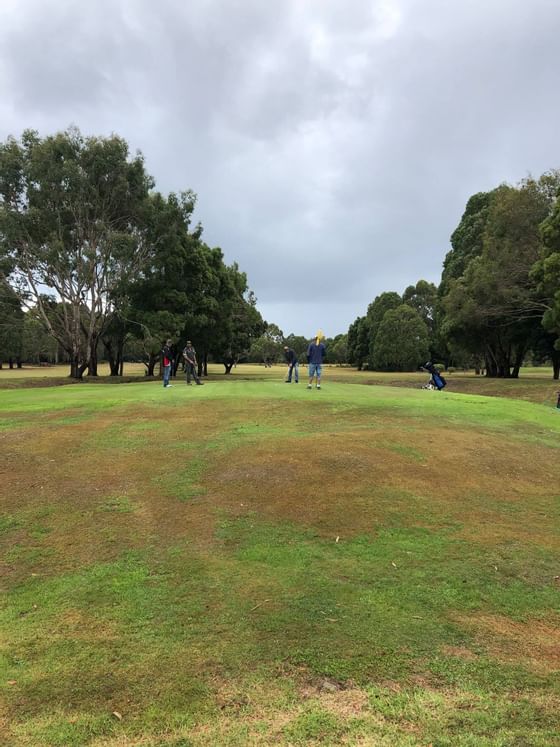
[{"left": 1, "top": 378, "right": 559, "bottom": 746}]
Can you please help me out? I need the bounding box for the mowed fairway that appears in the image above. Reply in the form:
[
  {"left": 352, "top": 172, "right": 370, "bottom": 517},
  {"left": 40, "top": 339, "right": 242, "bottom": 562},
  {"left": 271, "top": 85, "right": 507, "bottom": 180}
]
[{"left": 1, "top": 377, "right": 559, "bottom": 746}]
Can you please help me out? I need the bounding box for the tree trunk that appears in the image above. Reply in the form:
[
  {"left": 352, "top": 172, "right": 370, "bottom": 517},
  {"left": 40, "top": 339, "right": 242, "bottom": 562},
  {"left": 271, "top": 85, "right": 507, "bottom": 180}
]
[
  {"left": 510, "top": 348, "right": 525, "bottom": 379},
  {"left": 146, "top": 352, "right": 158, "bottom": 377},
  {"left": 485, "top": 352, "right": 497, "bottom": 377},
  {"left": 223, "top": 353, "right": 234, "bottom": 374},
  {"left": 16, "top": 357, "right": 22, "bottom": 369},
  {"left": 8, "top": 358, "right": 14, "bottom": 369},
  {"left": 70, "top": 361, "right": 86, "bottom": 379},
  {"left": 203, "top": 352, "right": 208, "bottom": 377},
  {"left": 88, "top": 336, "right": 99, "bottom": 376},
  {"left": 552, "top": 349, "right": 560, "bottom": 380},
  {"left": 104, "top": 340, "right": 119, "bottom": 375}
]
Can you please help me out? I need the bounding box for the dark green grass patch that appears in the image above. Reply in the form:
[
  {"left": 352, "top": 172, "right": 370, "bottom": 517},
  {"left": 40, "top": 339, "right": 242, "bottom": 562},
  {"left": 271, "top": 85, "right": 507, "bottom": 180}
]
[{"left": 155, "top": 456, "right": 208, "bottom": 501}]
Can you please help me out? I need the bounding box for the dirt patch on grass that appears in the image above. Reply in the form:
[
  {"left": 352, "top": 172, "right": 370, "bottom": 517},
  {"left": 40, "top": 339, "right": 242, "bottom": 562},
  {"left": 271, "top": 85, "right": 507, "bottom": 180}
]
[
  {"left": 2, "top": 395, "right": 558, "bottom": 585},
  {"left": 453, "top": 613, "right": 560, "bottom": 674},
  {"left": 207, "top": 425, "right": 560, "bottom": 545},
  {"left": 298, "top": 682, "right": 370, "bottom": 719},
  {"left": 0, "top": 402, "right": 240, "bottom": 584},
  {"left": 440, "top": 645, "right": 479, "bottom": 661}
]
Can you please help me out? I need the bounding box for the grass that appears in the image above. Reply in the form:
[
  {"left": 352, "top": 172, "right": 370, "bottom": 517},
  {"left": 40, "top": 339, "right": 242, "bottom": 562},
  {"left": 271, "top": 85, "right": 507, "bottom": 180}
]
[
  {"left": 1, "top": 372, "right": 559, "bottom": 746},
  {"left": 1, "top": 361, "right": 558, "bottom": 408}
]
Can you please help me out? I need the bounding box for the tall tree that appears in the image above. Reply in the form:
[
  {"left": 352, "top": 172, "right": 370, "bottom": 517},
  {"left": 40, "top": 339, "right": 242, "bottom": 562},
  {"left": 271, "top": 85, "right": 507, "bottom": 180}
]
[
  {"left": 366, "top": 291, "right": 402, "bottom": 366},
  {"left": 403, "top": 280, "right": 438, "bottom": 331},
  {"left": 373, "top": 305, "right": 429, "bottom": 371},
  {"left": 125, "top": 191, "right": 207, "bottom": 376},
  {"left": 440, "top": 191, "right": 495, "bottom": 296},
  {"left": 442, "top": 177, "right": 557, "bottom": 377},
  {"left": 532, "top": 189, "right": 560, "bottom": 378},
  {"left": 0, "top": 128, "right": 153, "bottom": 378},
  {"left": 347, "top": 316, "right": 369, "bottom": 370},
  {"left": 0, "top": 276, "right": 24, "bottom": 368}
]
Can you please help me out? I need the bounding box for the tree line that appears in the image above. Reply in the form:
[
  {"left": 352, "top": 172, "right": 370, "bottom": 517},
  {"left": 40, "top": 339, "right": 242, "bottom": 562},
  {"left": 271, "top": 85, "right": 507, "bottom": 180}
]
[
  {"left": 0, "top": 128, "right": 265, "bottom": 377},
  {"left": 347, "top": 171, "right": 560, "bottom": 379},
  {"left": 2, "top": 130, "right": 559, "bottom": 380}
]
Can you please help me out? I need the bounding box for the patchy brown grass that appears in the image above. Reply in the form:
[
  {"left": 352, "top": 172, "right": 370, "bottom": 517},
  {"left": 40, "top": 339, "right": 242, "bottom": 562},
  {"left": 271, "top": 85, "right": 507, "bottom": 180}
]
[
  {"left": 2, "top": 385, "right": 559, "bottom": 746},
  {"left": 453, "top": 613, "right": 560, "bottom": 674},
  {"left": 206, "top": 422, "right": 560, "bottom": 547},
  {"left": 2, "top": 395, "right": 559, "bottom": 593}
]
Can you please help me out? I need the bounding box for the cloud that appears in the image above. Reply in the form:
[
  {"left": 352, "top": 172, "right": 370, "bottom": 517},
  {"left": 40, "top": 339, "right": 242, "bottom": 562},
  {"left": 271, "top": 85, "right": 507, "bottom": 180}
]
[{"left": 1, "top": 0, "right": 559, "bottom": 334}]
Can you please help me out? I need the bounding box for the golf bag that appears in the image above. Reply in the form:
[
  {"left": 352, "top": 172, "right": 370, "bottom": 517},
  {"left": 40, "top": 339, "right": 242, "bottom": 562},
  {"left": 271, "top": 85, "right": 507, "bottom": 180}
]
[{"left": 422, "top": 361, "right": 447, "bottom": 391}]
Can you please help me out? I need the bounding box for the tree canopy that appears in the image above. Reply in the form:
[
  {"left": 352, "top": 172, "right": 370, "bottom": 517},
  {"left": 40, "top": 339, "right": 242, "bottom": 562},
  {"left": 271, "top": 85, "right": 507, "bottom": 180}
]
[{"left": 0, "top": 128, "right": 264, "bottom": 377}]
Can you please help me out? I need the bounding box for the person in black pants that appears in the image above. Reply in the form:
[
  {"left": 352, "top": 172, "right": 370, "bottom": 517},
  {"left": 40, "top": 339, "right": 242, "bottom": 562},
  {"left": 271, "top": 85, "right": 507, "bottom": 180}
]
[
  {"left": 182, "top": 341, "right": 204, "bottom": 385},
  {"left": 283, "top": 346, "right": 299, "bottom": 383}
]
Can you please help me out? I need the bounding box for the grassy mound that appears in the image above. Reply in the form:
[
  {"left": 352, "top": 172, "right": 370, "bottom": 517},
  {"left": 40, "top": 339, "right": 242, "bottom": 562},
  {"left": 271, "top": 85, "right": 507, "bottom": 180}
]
[{"left": 1, "top": 379, "right": 559, "bottom": 746}]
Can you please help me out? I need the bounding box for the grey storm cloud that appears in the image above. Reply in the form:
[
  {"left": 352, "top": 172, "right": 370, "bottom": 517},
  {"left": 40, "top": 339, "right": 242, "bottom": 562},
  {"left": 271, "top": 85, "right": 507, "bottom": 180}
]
[{"left": 1, "top": 0, "right": 559, "bottom": 335}]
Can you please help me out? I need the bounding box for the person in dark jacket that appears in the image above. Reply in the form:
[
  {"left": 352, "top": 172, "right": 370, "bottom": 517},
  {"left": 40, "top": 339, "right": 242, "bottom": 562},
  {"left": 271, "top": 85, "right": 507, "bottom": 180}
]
[
  {"left": 307, "top": 333, "right": 326, "bottom": 389},
  {"left": 161, "top": 340, "right": 174, "bottom": 388},
  {"left": 283, "top": 346, "right": 299, "bottom": 383},
  {"left": 183, "top": 341, "right": 204, "bottom": 385}
]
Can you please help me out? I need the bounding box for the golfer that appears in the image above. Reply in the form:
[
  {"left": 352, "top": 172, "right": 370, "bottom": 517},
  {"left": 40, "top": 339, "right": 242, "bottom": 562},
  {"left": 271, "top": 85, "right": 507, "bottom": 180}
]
[
  {"left": 307, "top": 333, "right": 326, "bottom": 389},
  {"left": 283, "top": 345, "right": 299, "bottom": 383}
]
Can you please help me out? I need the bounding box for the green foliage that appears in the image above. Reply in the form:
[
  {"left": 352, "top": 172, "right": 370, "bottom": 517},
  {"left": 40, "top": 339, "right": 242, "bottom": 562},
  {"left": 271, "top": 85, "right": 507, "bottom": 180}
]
[
  {"left": 366, "top": 291, "right": 402, "bottom": 366},
  {"left": 402, "top": 279, "right": 438, "bottom": 329},
  {"left": 324, "top": 332, "right": 348, "bottom": 363},
  {"left": 0, "top": 129, "right": 264, "bottom": 379},
  {"left": 347, "top": 315, "right": 369, "bottom": 369},
  {"left": 442, "top": 174, "right": 560, "bottom": 377},
  {"left": 0, "top": 127, "right": 153, "bottom": 377},
  {"left": 440, "top": 191, "right": 494, "bottom": 296},
  {"left": 533, "top": 188, "right": 560, "bottom": 363},
  {"left": 248, "top": 322, "right": 285, "bottom": 363},
  {"left": 21, "top": 307, "right": 59, "bottom": 363},
  {"left": 373, "top": 304, "right": 429, "bottom": 371},
  {"left": 0, "top": 275, "right": 23, "bottom": 362}
]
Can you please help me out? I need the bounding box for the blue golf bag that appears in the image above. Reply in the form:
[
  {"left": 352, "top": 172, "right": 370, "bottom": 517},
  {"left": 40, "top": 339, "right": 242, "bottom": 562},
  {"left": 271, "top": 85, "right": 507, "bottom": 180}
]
[{"left": 423, "top": 361, "right": 447, "bottom": 391}]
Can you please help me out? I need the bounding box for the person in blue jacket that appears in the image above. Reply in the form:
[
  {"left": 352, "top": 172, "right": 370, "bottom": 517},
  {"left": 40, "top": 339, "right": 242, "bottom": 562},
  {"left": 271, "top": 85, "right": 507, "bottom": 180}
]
[
  {"left": 307, "top": 334, "right": 326, "bottom": 389},
  {"left": 283, "top": 345, "right": 299, "bottom": 383}
]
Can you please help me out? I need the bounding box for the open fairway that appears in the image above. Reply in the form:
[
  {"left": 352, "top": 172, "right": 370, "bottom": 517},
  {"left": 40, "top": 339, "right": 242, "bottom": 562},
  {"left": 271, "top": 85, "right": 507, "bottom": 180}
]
[
  {"left": 1, "top": 363, "right": 558, "bottom": 409},
  {"left": 1, "top": 377, "right": 559, "bottom": 746}
]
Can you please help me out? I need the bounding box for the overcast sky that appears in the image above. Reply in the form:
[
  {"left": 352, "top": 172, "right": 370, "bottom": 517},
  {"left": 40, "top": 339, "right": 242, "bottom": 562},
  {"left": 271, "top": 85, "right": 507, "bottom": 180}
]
[{"left": 1, "top": 0, "right": 559, "bottom": 336}]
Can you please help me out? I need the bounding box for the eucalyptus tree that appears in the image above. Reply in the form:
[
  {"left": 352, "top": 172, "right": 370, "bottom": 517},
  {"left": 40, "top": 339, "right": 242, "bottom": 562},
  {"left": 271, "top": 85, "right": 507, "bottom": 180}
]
[{"left": 0, "top": 128, "right": 153, "bottom": 378}]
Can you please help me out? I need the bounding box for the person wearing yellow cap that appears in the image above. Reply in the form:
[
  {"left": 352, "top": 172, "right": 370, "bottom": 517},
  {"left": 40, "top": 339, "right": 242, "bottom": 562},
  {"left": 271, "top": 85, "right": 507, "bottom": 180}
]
[{"left": 306, "top": 331, "right": 326, "bottom": 389}]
